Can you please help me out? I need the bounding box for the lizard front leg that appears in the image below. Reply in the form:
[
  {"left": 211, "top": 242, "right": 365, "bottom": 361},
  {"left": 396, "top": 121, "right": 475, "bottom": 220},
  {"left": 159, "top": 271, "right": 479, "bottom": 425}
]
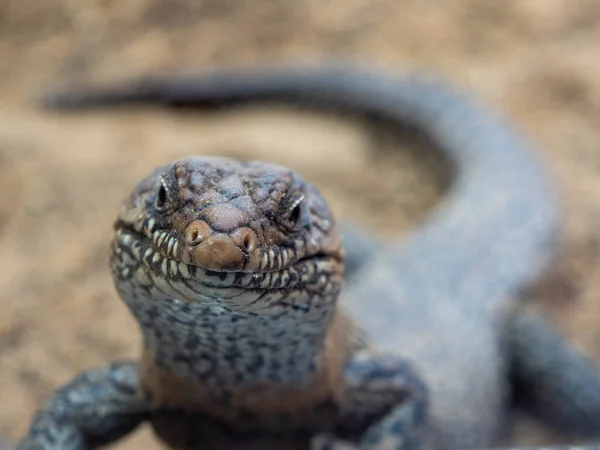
[
  {"left": 18, "top": 362, "right": 152, "bottom": 450},
  {"left": 313, "top": 352, "right": 429, "bottom": 450}
]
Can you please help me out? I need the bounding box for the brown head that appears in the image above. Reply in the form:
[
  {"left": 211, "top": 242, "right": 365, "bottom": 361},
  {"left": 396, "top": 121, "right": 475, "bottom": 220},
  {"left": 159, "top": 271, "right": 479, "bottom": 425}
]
[{"left": 110, "top": 156, "right": 344, "bottom": 315}]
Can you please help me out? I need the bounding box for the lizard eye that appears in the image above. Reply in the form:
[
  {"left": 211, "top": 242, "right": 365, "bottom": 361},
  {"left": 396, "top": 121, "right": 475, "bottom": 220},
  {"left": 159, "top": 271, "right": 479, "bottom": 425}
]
[
  {"left": 279, "top": 193, "right": 305, "bottom": 231},
  {"left": 288, "top": 202, "right": 302, "bottom": 224},
  {"left": 155, "top": 180, "right": 168, "bottom": 210}
]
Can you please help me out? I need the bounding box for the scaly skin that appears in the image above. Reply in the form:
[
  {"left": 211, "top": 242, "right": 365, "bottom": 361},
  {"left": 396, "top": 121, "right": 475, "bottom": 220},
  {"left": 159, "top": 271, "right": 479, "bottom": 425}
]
[
  {"left": 19, "top": 157, "right": 428, "bottom": 450},
  {"left": 17, "top": 64, "right": 600, "bottom": 449}
]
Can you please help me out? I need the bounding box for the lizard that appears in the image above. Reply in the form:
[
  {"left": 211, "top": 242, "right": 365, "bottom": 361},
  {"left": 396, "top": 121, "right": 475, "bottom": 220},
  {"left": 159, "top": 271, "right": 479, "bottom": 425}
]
[{"left": 16, "top": 63, "right": 600, "bottom": 450}]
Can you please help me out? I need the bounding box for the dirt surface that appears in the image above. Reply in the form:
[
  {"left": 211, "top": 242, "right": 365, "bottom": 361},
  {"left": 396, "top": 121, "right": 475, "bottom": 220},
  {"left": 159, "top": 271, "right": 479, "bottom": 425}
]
[{"left": 1, "top": 1, "right": 600, "bottom": 448}]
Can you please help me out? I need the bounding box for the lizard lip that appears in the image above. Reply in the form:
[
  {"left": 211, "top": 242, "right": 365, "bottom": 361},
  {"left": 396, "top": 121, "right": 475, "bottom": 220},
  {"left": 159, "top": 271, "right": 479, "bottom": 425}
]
[
  {"left": 114, "top": 219, "right": 341, "bottom": 277},
  {"left": 114, "top": 221, "right": 250, "bottom": 273},
  {"left": 114, "top": 219, "right": 331, "bottom": 275},
  {"left": 113, "top": 220, "right": 343, "bottom": 300}
]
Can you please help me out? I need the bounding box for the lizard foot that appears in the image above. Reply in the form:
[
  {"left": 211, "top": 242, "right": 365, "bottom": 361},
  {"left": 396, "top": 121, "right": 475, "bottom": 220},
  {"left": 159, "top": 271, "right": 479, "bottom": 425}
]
[
  {"left": 323, "top": 351, "right": 428, "bottom": 450},
  {"left": 17, "top": 362, "right": 152, "bottom": 450}
]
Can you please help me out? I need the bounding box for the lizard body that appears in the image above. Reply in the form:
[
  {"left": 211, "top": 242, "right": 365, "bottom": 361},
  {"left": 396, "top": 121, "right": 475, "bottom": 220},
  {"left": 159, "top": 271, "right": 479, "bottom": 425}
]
[{"left": 17, "top": 64, "right": 600, "bottom": 450}]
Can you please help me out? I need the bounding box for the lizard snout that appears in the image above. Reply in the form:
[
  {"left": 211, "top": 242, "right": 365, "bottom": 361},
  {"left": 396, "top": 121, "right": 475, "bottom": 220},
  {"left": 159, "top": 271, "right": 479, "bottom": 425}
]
[{"left": 182, "top": 220, "right": 258, "bottom": 271}]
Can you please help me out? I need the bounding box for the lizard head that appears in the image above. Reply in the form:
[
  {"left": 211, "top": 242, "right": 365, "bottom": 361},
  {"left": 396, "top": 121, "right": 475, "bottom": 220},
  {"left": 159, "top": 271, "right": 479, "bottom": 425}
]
[{"left": 110, "top": 156, "right": 344, "bottom": 312}]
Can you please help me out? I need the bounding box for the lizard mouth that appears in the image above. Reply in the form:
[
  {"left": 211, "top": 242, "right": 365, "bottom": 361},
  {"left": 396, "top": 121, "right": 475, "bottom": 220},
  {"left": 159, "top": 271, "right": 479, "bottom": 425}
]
[
  {"left": 112, "top": 219, "right": 342, "bottom": 298},
  {"left": 113, "top": 216, "right": 310, "bottom": 272}
]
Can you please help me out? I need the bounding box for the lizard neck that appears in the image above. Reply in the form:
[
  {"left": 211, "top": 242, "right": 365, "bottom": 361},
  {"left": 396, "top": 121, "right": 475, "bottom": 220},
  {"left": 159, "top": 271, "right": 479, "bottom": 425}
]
[
  {"left": 137, "top": 309, "right": 360, "bottom": 416},
  {"left": 120, "top": 287, "right": 339, "bottom": 390}
]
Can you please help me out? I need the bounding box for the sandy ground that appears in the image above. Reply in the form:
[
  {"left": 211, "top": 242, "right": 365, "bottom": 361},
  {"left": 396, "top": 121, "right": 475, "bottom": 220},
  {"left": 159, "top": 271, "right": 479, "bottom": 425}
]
[{"left": 1, "top": 0, "right": 600, "bottom": 448}]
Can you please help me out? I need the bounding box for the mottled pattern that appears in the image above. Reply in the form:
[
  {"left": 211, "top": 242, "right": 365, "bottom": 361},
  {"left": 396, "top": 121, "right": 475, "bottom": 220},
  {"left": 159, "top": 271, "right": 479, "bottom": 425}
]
[{"left": 15, "top": 64, "right": 600, "bottom": 450}]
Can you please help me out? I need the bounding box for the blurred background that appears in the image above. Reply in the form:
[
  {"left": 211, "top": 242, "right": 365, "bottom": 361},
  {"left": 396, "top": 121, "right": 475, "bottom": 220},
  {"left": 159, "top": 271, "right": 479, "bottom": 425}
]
[{"left": 1, "top": 0, "right": 600, "bottom": 448}]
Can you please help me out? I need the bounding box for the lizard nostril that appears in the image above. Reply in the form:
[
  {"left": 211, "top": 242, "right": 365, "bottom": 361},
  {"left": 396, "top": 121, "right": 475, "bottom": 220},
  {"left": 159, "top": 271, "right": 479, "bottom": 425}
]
[
  {"left": 231, "top": 228, "right": 259, "bottom": 254},
  {"left": 185, "top": 220, "right": 212, "bottom": 246}
]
